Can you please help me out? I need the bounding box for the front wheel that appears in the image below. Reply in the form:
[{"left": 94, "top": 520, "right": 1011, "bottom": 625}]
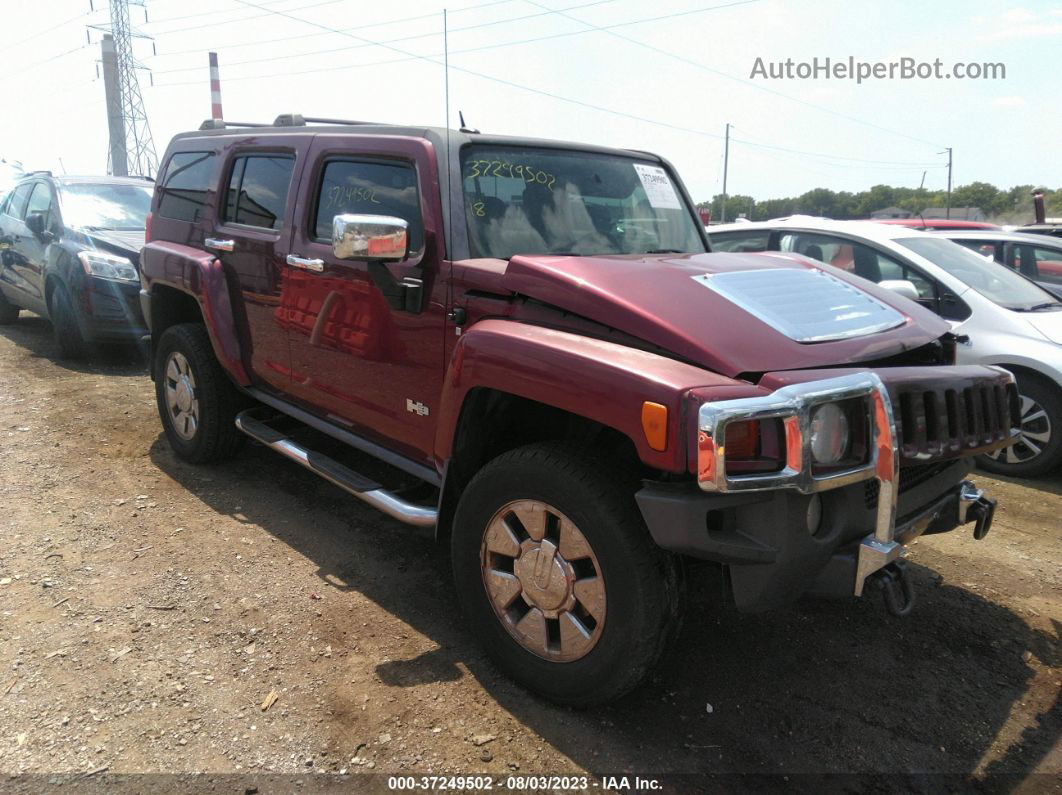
[
  {"left": 154, "top": 323, "right": 246, "bottom": 463},
  {"left": 48, "top": 284, "right": 86, "bottom": 359},
  {"left": 978, "top": 374, "right": 1062, "bottom": 477},
  {"left": 451, "top": 442, "right": 682, "bottom": 706}
]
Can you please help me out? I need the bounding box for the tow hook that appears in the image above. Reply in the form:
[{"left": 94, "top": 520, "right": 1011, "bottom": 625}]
[
  {"left": 868, "top": 561, "right": 915, "bottom": 617},
  {"left": 959, "top": 481, "right": 997, "bottom": 540}
]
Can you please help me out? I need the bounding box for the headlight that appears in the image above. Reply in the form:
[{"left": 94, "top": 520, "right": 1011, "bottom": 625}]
[
  {"left": 77, "top": 250, "right": 138, "bottom": 283},
  {"left": 809, "top": 403, "right": 850, "bottom": 465}
]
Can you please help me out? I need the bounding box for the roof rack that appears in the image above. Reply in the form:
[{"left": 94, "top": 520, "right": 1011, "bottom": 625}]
[
  {"left": 198, "top": 119, "right": 271, "bottom": 131},
  {"left": 198, "top": 114, "right": 382, "bottom": 131},
  {"left": 272, "top": 114, "right": 379, "bottom": 127}
]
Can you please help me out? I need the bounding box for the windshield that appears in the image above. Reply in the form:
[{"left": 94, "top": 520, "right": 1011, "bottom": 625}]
[
  {"left": 897, "top": 236, "right": 1060, "bottom": 311},
  {"left": 461, "top": 145, "right": 705, "bottom": 259},
  {"left": 60, "top": 182, "right": 152, "bottom": 230}
]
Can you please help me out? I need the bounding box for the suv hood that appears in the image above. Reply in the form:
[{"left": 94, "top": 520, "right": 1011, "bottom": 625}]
[{"left": 501, "top": 251, "right": 950, "bottom": 378}]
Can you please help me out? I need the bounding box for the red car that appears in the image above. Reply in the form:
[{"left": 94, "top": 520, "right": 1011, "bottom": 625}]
[
  {"left": 871, "top": 218, "right": 1000, "bottom": 231},
  {"left": 138, "top": 114, "right": 1015, "bottom": 704}
]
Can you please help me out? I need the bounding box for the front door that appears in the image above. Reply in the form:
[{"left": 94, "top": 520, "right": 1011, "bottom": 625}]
[
  {"left": 282, "top": 136, "right": 447, "bottom": 464},
  {"left": 206, "top": 139, "right": 307, "bottom": 394},
  {"left": 9, "top": 181, "right": 52, "bottom": 313}
]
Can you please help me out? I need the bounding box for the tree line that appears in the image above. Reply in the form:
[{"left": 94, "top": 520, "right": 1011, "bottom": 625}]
[{"left": 698, "top": 182, "right": 1062, "bottom": 224}]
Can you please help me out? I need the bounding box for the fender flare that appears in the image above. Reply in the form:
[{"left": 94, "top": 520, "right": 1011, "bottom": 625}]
[
  {"left": 141, "top": 240, "right": 250, "bottom": 386},
  {"left": 433, "top": 318, "right": 745, "bottom": 473}
]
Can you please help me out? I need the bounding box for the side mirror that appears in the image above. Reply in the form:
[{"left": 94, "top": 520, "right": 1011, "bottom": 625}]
[
  {"left": 879, "top": 279, "right": 920, "bottom": 302},
  {"left": 332, "top": 213, "right": 409, "bottom": 262},
  {"left": 25, "top": 210, "right": 52, "bottom": 242}
]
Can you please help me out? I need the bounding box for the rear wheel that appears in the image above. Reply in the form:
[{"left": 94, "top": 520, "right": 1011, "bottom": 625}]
[
  {"left": 978, "top": 374, "right": 1062, "bottom": 477},
  {"left": 0, "top": 289, "right": 19, "bottom": 324},
  {"left": 451, "top": 442, "right": 682, "bottom": 706},
  {"left": 48, "top": 284, "right": 86, "bottom": 359},
  {"left": 154, "top": 323, "right": 246, "bottom": 463}
]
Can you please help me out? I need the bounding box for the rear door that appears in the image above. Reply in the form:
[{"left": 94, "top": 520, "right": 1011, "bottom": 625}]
[
  {"left": 12, "top": 181, "right": 57, "bottom": 310},
  {"left": 0, "top": 182, "right": 34, "bottom": 306},
  {"left": 206, "top": 138, "right": 308, "bottom": 393},
  {"left": 282, "top": 135, "right": 447, "bottom": 464}
]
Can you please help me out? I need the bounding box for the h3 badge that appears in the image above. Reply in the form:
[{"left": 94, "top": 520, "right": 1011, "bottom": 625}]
[{"left": 406, "top": 398, "right": 430, "bottom": 417}]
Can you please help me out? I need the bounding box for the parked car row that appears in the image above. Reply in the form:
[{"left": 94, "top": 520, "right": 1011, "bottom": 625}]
[{"left": 0, "top": 115, "right": 1033, "bottom": 705}]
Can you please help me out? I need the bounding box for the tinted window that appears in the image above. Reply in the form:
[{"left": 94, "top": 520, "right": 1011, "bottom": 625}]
[
  {"left": 223, "top": 154, "right": 294, "bottom": 230},
  {"left": 158, "top": 151, "right": 216, "bottom": 222},
  {"left": 708, "top": 229, "right": 769, "bottom": 252},
  {"left": 6, "top": 183, "right": 33, "bottom": 220},
  {"left": 314, "top": 160, "right": 423, "bottom": 252},
  {"left": 954, "top": 239, "right": 999, "bottom": 261},
  {"left": 60, "top": 182, "right": 152, "bottom": 230}
]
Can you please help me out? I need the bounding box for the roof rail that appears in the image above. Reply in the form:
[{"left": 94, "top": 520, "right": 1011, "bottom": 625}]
[
  {"left": 273, "top": 113, "right": 379, "bottom": 127},
  {"left": 28, "top": 170, "right": 53, "bottom": 177},
  {"left": 198, "top": 119, "right": 270, "bottom": 131}
]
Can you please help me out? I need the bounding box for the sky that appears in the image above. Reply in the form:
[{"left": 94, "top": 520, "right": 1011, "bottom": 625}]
[{"left": 2, "top": 0, "right": 1060, "bottom": 204}]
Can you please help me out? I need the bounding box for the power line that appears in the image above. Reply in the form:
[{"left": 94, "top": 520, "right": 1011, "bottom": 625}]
[
  {"left": 0, "top": 42, "right": 93, "bottom": 83},
  {"left": 521, "top": 0, "right": 945, "bottom": 150},
  {"left": 146, "top": 0, "right": 344, "bottom": 35},
  {"left": 147, "top": 0, "right": 521, "bottom": 58},
  {"left": 2, "top": 8, "right": 94, "bottom": 49},
  {"left": 153, "top": 0, "right": 623, "bottom": 74},
  {"left": 145, "top": 0, "right": 315, "bottom": 25}
]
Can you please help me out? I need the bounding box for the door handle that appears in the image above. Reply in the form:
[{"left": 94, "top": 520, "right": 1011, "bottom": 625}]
[
  {"left": 205, "top": 237, "right": 234, "bottom": 252},
  {"left": 286, "top": 254, "right": 325, "bottom": 272}
]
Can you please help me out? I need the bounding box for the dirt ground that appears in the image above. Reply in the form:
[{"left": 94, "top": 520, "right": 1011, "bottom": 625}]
[{"left": 0, "top": 314, "right": 1058, "bottom": 792}]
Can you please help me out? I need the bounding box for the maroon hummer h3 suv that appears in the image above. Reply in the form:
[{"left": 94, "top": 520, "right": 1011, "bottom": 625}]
[{"left": 139, "top": 114, "right": 1018, "bottom": 705}]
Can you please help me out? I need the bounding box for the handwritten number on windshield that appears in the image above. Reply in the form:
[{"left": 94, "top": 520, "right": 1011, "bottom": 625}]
[{"left": 465, "top": 160, "right": 556, "bottom": 189}]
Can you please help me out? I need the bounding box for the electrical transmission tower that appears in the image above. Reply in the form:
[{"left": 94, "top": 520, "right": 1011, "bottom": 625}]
[{"left": 95, "top": 0, "right": 157, "bottom": 177}]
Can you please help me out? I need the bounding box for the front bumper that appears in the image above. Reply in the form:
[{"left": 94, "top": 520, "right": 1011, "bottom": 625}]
[
  {"left": 77, "top": 276, "right": 147, "bottom": 341},
  {"left": 636, "top": 467, "right": 997, "bottom": 610}
]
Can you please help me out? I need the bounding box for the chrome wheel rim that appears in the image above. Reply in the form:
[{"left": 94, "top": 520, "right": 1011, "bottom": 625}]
[
  {"left": 164, "top": 351, "right": 199, "bottom": 441},
  {"left": 986, "top": 393, "right": 1051, "bottom": 464},
  {"left": 480, "top": 500, "right": 606, "bottom": 663}
]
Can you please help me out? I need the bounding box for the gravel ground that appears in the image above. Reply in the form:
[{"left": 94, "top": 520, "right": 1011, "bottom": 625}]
[{"left": 0, "top": 314, "right": 1058, "bottom": 793}]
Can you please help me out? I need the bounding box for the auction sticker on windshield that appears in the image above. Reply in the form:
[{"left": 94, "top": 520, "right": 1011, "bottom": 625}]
[{"left": 633, "top": 163, "right": 681, "bottom": 209}]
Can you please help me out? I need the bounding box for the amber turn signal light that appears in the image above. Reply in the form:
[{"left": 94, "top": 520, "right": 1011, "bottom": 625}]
[{"left": 641, "top": 401, "right": 668, "bottom": 452}]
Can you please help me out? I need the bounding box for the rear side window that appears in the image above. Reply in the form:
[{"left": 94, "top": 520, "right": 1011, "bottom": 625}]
[
  {"left": 158, "top": 152, "right": 216, "bottom": 222},
  {"left": 5, "top": 183, "right": 33, "bottom": 220},
  {"left": 313, "top": 160, "right": 423, "bottom": 253},
  {"left": 222, "top": 154, "right": 295, "bottom": 230}
]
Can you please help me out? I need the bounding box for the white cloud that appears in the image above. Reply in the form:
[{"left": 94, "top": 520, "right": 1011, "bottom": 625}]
[{"left": 975, "top": 6, "right": 1062, "bottom": 41}]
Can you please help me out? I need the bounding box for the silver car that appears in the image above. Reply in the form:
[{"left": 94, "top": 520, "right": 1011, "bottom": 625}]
[{"left": 708, "top": 218, "right": 1062, "bottom": 477}]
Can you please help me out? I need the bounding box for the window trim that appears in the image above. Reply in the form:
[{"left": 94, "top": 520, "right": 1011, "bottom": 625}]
[
  {"left": 218, "top": 150, "right": 296, "bottom": 233},
  {"left": 307, "top": 155, "right": 425, "bottom": 252},
  {"left": 5, "top": 182, "right": 34, "bottom": 221}
]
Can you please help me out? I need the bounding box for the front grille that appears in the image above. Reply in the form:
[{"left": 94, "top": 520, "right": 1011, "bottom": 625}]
[
  {"left": 864, "top": 461, "right": 954, "bottom": 509},
  {"left": 893, "top": 380, "right": 1019, "bottom": 460}
]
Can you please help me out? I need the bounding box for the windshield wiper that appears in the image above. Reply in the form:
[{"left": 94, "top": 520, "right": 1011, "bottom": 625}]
[
  {"left": 1023, "top": 302, "right": 1062, "bottom": 311},
  {"left": 645, "top": 248, "right": 685, "bottom": 254}
]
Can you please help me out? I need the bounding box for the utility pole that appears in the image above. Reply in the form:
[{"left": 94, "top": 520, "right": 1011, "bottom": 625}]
[
  {"left": 945, "top": 147, "right": 953, "bottom": 219},
  {"left": 721, "top": 122, "right": 730, "bottom": 224},
  {"left": 93, "top": 0, "right": 157, "bottom": 177},
  {"left": 101, "top": 34, "right": 128, "bottom": 177}
]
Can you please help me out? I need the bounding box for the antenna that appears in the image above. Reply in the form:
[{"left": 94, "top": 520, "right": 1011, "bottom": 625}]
[{"left": 443, "top": 9, "right": 456, "bottom": 328}]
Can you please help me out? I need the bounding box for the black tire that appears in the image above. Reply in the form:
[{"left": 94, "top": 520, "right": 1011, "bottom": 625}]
[
  {"left": 451, "top": 442, "right": 682, "bottom": 706},
  {"left": 48, "top": 284, "right": 87, "bottom": 359},
  {"left": 978, "top": 374, "right": 1062, "bottom": 478},
  {"left": 154, "top": 323, "right": 246, "bottom": 464},
  {"left": 0, "top": 289, "right": 19, "bottom": 324}
]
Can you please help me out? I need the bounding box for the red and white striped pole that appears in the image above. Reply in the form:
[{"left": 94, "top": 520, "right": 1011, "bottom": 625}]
[{"left": 209, "top": 52, "right": 223, "bottom": 121}]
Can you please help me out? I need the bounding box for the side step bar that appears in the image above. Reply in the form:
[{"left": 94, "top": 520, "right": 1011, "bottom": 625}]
[{"left": 234, "top": 409, "right": 438, "bottom": 528}]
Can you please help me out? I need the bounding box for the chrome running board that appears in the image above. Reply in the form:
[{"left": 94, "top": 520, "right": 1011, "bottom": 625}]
[{"left": 234, "top": 409, "right": 437, "bottom": 528}]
